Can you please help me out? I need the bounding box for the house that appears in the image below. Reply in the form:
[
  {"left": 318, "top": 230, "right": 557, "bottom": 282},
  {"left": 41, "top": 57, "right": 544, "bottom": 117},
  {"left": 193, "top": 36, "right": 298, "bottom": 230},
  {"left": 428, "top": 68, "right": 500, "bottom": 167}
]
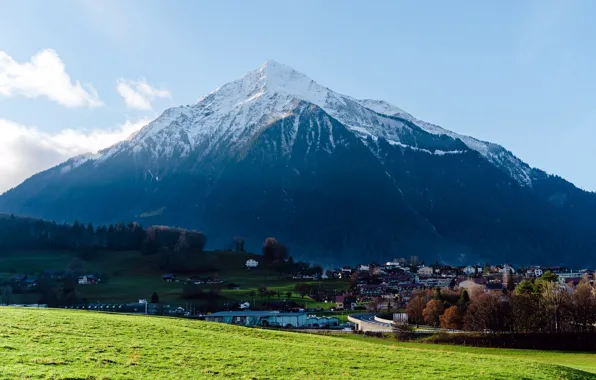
[
  {"left": 384, "top": 275, "right": 413, "bottom": 288},
  {"left": 23, "top": 276, "right": 38, "bottom": 289},
  {"left": 393, "top": 283, "right": 424, "bottom": 302},
  {"left": 335, "top": 295, "right": 356, "bottom": 310},
  {"left": 357, "top": 264, "right": 370, "bottom": 272},
  {"left": 341, "top": 266, "right": 352, "bottom": 273},
  {"left": 526, "top": 267, "right": 543, "bottom": 277},
  {"left": 10, "top": 274, "right": 27, "bottom": 283},
  {"left": 330, "top": 270, "right": 340, "bottom": 279},
  {"left": 485, "top": 283, "right": 503, "bottom": 293},
  {"left": 385, "top": 260, "right": 402, "bottom": 267},
  {"left": 440, "top": 268, "right": 457, "bottom": 278},
  {"left": 186, "top": 276, "right": 202, "bottom": 284},
  {"left": 463, "top": 266, "right": 477, "bottom": 276},
  {"left": 558, "top": 272, "right": 584, "bottom": 280},
  {"left": 245, "top": 259, "right": 259, "bottom": 268},
  {"left": 534, "top": 268, "right": 544, "bottom": 277},
  {"left": 204, "top": 311, "right": 308, "bottom": 328},
  {"left": 419, "top": 278, "right": 452, "bottom": 288},
  {"left": 418, "top": 266, "right": 433, "bottom": 276},
  {"left": 545, "top": 266, "right": 569, "bottom": 274},
  {"left": 500, "top": 264, "right": 514, "bottom": 274},
  {"left": 162, "top": 274, "right": 176, "bottom": 282},
  {"left": 357, "top": 284, "right": 386, "bottom": 297},
  {"left": 78, "top": 275, "right": 99, "bottom": 285}
]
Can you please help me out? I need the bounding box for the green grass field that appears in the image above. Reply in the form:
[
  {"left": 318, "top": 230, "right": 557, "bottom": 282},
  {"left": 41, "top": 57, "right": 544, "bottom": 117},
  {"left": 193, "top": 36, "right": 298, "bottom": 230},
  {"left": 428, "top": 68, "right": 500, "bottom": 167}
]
[
  {"left": 0, "top": 308, "right": 594, "bottom": 379},
  {"left": 0, "top": 249, "right": 347, "bottom": 308}
]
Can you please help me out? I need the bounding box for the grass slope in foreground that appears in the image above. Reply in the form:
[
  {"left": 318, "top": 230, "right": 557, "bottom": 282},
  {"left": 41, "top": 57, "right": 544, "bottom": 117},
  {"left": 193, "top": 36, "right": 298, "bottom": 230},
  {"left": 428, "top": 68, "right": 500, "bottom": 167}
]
[{"left": 0, "top": 309, "right": 594, "bottom": 379}]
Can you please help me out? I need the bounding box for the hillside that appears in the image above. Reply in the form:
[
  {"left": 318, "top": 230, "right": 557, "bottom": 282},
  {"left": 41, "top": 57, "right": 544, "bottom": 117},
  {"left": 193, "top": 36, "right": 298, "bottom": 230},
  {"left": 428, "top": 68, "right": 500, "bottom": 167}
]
[
  {"left": 0, "top": 248, "right": 343, "bottom": 309},
  {"left": 0, "top": 308, "right": 594, "bottom": 379},
  {"left": 1, "top": 61, "right": 596, "bottom": 266}
]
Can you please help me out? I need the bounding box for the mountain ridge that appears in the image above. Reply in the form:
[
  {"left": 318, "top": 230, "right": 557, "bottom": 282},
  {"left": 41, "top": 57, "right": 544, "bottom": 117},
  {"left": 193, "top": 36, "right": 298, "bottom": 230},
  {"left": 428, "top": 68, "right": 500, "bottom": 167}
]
[
  {"left": 35, "top": 60, "right": 533, "bottom": 187},
  {"left": 1, "top": 61, "right": 594, "bottom": 266}
]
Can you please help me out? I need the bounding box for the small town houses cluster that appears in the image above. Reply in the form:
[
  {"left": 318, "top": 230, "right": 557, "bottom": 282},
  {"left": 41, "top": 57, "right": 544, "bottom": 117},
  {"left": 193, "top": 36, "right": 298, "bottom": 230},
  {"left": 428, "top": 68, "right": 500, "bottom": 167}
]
[
  {"left": 6, "top": 270, "right": 102, "bottom": 290},
  {"left": 330, "top": 259, "right": 595, "bottom": 311}
]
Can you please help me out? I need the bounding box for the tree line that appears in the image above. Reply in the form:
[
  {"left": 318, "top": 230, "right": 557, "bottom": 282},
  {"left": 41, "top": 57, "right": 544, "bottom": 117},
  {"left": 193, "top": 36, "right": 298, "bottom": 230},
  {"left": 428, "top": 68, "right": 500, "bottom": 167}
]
[
  {"left": 0, "top": 215, "right": 206, "bottom": 253},
  {"left": 406, "top": 273, "right": 596, "bottom": 334},
  {"left": 0, "top": 215, "right": 207, "bottom": 272}
]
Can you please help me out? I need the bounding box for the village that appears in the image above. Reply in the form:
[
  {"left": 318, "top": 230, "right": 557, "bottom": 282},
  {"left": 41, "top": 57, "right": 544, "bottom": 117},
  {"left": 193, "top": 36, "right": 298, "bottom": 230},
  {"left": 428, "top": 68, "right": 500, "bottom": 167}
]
[
  {"left": 197, "top": 257, "right": 595, "bottom": 330},
  {"left": 3, "top": 255, "right": 593, "bottom": 332},
  {"left": 327, "top": 258, "right": 594, "bottom": 311}
]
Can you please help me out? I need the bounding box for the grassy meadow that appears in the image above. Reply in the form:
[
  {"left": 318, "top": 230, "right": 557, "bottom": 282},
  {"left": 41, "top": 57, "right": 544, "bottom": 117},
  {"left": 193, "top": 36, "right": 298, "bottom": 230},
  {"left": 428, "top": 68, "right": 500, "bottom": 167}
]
[
  {"left": 0, "top": 308, "right": 594, "bottom": 379},
  {"left": 0, "top": 249, "right": 346, "bottom": 308}
]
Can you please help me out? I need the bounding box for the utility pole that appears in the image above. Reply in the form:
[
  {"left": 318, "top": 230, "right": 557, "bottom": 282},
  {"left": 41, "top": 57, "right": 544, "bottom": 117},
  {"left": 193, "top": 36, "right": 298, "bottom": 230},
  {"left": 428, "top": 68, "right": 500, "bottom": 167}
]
[{"left": 139, "top": 299, "right": 148, "bottom": 314}]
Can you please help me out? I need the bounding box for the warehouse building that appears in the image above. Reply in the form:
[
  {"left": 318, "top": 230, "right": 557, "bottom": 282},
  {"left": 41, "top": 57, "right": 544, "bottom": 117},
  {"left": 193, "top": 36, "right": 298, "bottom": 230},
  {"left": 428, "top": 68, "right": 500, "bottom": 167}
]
[{"left": 204, "top": 311, "right": 307, "bottom": 328}]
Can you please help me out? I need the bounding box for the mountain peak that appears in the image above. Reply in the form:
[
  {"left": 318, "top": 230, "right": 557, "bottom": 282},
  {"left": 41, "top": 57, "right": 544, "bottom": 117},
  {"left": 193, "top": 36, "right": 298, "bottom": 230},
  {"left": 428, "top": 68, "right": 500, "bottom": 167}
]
[
  {"left": 91, "top": 61, "right": 533, "bottom": 188},
  {"left": 257, "top": 60, "right": 302, "bottom": 77},
  {"left": 247, "top": 60, "right": 319, "bottom": 97},
  {"left": 258, "top": 59, "right": 289, "bottom": 72}
]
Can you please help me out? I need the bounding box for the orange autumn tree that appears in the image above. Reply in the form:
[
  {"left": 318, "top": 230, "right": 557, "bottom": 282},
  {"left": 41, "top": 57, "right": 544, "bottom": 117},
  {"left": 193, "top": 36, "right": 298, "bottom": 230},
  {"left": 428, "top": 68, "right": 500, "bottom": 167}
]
[
  {"left": 422, "top": 299, "right": 444, "bottom": 327},
  {"left": 440, "top": 305, "right": 463, "bottom": 329}
]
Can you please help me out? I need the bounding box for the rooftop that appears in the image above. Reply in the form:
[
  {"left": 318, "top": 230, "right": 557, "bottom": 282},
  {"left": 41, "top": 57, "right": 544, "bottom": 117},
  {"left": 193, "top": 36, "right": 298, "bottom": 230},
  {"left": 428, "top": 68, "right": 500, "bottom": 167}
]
[{"left": 206, "top": 311, "right": 305, "bottom": 317}]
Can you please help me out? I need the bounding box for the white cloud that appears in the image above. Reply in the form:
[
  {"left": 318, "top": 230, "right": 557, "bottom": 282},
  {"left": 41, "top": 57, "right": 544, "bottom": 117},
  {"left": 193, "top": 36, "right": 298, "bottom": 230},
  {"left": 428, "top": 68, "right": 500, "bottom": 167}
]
[
  {"left": 0, "top": 49, "right": 103, "bottom": 108},
  {"left": 0, "top": 118, "right": 150, "bottom": 193},
  {"left": 117, "top": 79, "right": 170, "bottom": 110}
]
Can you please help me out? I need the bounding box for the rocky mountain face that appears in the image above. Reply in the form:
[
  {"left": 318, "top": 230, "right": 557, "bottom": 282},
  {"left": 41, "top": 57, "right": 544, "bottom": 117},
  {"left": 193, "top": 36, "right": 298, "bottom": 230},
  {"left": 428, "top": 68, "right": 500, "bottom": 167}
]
[{"left": 1, "top": 61, "right": 594, "bottom": 266}]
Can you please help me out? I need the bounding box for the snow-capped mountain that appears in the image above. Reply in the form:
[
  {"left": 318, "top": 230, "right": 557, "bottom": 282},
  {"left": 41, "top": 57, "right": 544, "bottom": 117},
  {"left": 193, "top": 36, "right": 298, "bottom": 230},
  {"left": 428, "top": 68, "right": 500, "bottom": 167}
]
[
  {"left": 72, "top": 61, "right": 533, "bottom": 185},
  {"left": 1, "top": 61, "right": 594, "bottom": 266}
]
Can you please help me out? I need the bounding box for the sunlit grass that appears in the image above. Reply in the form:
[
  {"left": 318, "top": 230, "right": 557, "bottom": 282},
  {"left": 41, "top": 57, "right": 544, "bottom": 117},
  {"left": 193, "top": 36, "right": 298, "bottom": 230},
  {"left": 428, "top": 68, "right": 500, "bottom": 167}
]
[{"left": 0, "top": 308, "right": 593, "bottom": 379}]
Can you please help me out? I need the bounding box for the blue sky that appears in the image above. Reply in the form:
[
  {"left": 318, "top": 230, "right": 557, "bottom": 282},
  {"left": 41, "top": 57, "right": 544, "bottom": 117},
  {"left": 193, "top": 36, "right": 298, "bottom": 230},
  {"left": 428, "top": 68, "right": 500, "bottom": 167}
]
[{"left": 1, "top": 0, "right": 595, "bottom": 191}]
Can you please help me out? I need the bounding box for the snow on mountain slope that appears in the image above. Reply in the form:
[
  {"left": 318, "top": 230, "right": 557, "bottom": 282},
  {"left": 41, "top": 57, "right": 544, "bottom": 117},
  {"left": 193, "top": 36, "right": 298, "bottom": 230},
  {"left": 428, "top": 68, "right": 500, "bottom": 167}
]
[
  {"left": 80, "top": 60, "right": 533, "bottom": 186},
  {"left": 349, "top": 97, "right": 533, "bottom": 186}
]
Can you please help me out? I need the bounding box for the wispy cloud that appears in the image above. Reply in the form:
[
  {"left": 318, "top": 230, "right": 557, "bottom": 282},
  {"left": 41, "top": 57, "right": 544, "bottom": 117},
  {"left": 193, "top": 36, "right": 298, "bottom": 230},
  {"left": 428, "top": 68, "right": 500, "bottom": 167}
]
[
  {"left": 0, "top": 49, "right": 103, "bottom": 108},
  {"left": 117, "top": 79, "right": 171, "bottom": 110},
  {"left": 0, "top": 118, "right": 150, "bottom": 193}
]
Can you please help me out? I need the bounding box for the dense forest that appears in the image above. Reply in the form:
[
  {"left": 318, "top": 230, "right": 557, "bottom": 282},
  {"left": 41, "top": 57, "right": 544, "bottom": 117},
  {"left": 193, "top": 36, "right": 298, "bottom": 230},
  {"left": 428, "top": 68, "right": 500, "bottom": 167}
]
[
  {"left": 0, "top": 213, "right": 321, "bottom": 275},
  {"left": 0, "top": 213, "right": 206, "bottom": 253},
  {"left": 0, "top": 213, "right": 210, "bottom": 276}
]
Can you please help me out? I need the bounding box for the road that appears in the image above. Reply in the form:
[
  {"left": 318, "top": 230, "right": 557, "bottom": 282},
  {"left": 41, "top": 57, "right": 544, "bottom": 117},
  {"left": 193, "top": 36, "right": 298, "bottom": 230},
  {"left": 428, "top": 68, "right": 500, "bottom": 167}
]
[
  {"left": 353, "top": 313, "right": 392, "bottom": 326},
  {"left": 348, "top": 313, "right": 394, "bottom": 332},
  {"left": 348, "top": 313, "right": 465, "bottom": 334}
]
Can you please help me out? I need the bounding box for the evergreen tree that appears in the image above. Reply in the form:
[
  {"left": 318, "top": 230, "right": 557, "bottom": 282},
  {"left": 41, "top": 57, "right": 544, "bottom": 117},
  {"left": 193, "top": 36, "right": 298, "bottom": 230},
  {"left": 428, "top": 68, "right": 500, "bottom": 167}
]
[
  {"left": 151, "top": 292, "right": 159, "bottom": 304},
  {"left": 459, "top": 289, "right": 470, "bottom": 307}
]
